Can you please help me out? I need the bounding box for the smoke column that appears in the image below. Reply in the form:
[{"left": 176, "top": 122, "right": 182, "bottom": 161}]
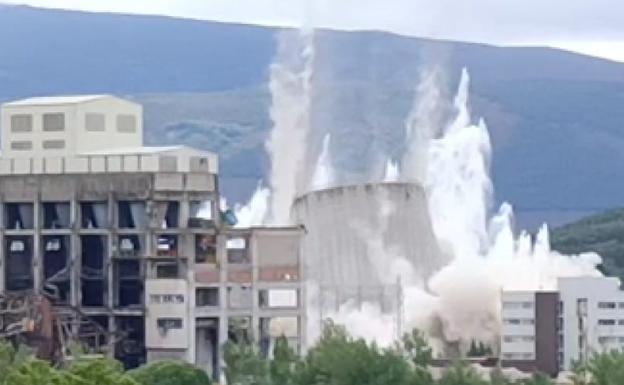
[
  {"left": 310, "top": 133, "right": 334, "bottom": 191},
  {"left": 265, "top": 29, "right": 315, "bottom": 224},
  {"left": 320, "top": 68, "right": 602, "bottom": 352}
]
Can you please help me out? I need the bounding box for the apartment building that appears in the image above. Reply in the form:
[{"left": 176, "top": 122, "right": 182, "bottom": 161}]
[
  {"left": 501, "top": 276, "right": 624, "bottom": 377},
  {"left": 0, "top": 95, "right": 306, "bottom": 379}
]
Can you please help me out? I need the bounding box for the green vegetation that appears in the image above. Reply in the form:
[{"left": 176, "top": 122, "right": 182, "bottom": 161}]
[
  {"left": 551, "top": 208, "right": 624, "bottom": 280},
  {"left": 4, "top": 327, "right": 624, "bottom": 385}
]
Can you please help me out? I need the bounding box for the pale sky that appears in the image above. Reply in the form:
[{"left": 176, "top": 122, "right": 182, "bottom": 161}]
[{"left": 3, "top": 0, "right": 624, "bottom": 62}]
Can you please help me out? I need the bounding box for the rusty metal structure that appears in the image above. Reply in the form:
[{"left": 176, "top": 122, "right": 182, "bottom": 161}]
[{"left": 0, "top": 289, "right": 122, "bottom": 364}]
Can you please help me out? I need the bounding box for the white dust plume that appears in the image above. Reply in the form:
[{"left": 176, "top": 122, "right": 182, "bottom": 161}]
[
  {"left": 265, "top": 29, "right": 315, "bottom": 225},
  {"left": 234, "top": 183, "right": 271, "bottom": 228},
  {"left": 310, "top": 133, "right": 334, "bottom": 191}
]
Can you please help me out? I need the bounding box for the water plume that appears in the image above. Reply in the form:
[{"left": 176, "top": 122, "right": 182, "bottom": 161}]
[{"left": 310, "top": 133, "right": 334, "bottom": 191}]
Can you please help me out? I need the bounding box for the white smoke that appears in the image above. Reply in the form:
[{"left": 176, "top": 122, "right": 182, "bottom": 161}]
[
  {"left": 383, "top": 159, "right": 400, "bottom": 182},
  {"left": 265, "top": 29, "right": 315, "bottom": 225},
  {"left": 234, "top": 182, "right": 270, "bottom": 228},
  {"left": 318, "top": 68, "right": 602, "bottom": 352},
  {"left": 310, "top": 133, "right": 334, "bottom": 191}
]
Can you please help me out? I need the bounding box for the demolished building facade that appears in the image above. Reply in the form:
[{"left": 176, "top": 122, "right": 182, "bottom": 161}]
[{"left": 0, "top": 95, "right": 306, "bottom": 379}]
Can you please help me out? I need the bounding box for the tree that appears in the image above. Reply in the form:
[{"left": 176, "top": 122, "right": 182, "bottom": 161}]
[
  {"left": 269, "top": 336, "right": 298, "bottom": 385},
  {"left": 129, "top": 360, "right": 210, "bottom": 385},
  {"left": 400, "top": 329, "right": 433, "bottom": 367},
  {"left": 3, "top": 359, "right": 67, "bottom": 385},
  {"left": 295, "top": 322, "right": 414, "bottom": 385},
  {"left": 66, "top": 358, "right": 138, "bottom": 385},
  {"left": 519, "top": 373, "right": 556, "bottom": 385},
  {"left": 570, "top": 350, "right": 624, "bottom": 385},
  {"left": 223, "top": 340, "right": 270, "bottom": 385},
  {"left": 437, "top": 361, "right": 489, "bottom": 385}
]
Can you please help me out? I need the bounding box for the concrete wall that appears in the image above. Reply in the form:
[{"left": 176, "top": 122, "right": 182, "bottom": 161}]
[{"left": 1, "top": 96, "right": 141, "bottom": 158}]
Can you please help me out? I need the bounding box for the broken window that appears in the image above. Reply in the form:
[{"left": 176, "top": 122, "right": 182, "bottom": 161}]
[
  {"left": 5, "top": 202, "right": 34, "bottom": 230},
  {"left": 195, "top": 235, "right": 217, "bottom": 264},
  {"left": 153, "top": 261, "right": 183, "bottom": 279},
  {"left": 118, "top": 201, "right": 147, "bottom": 229},
  {"left": 81, "top": 201, "right": 109, "bottom": 229},
  {"left": 196, "top": 288, "right": 219, "bottom": 307},
  {"left": 228, "top": 317, "right": 252, "bottom": 344},
  {"left": 115, "top": 316, "right": 145, "bottom": 369},
  {"left": 156, "top": 234, "right": 178, "bottom": 257},
  {"left": 81, "top": 235, "right": 107, "bottom": 307},
  {"left": 42, "top": 235, "right": 70, "bottom": 303},
  {"left": 5, "top": 236, "right": 33, "bottom": 291},
  {"left": 117, "top": 235, "right": 145, "bottom": 258},
  {"left": 259, "top": 289, "right": 298, "bottom": 309},
  {"left": 227, "top": 286, "right": 252, "bottom": 309},
  {"left": 189, "top": 201, "right": 214, "bottom": 228},
  {"left": 42, "top": 202, "right": 71, "bottom": 229},
  {"left": 227, "top": 237, "right": 249, "bottom": 264},
  {"left": 157, "top": 318, "right": 183, "bottom": 336},
  {"left": 114, "top": 259, "right": 142, "bottom": 307},
  {"left": 259, "top": 317, "right": 299, "bottom": 357},
  {"left": 153, "top": 201, "right": 180, "bottom": 229}
]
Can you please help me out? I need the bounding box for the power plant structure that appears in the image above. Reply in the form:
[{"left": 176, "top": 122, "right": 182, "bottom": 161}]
[
  {"left": 0, "top": 95, "right": 306, "bottom": 380},
  {"left": 292, "top": 182, "right": 443, "bottom": 338}
]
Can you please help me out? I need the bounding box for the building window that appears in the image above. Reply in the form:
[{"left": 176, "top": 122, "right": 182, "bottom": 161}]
[
  {"left": 259, "top": 289, "right": 298, "bottom": 309},
  {"left": 86, "top": 113, "right": 106, "bottom": 131},
  {"left": 157, "top": 318, "right": 183, "bottom": 335},
  {"left": 10, "top": 141, "right": 32, "bottom": 151},
  {"left": 155, "top": 262, "right": 180, "bottom": 279},
  {"left": 80, "top": 201, "right": 108, "bottom": 228},
  {"left": 189, "top": 201, "right": 214, "bottom": 228},
  {"left": 43, "top": 113, "right": 65, "bottom": 131},
  {"left": 195, "top": 235, "right": 217, "bottom": 264},
  {"left": 118, "top": 234, "right": 145, "bottom": 257},
  {"left": 5, "top": 203, "right": 34, "bottom": 230},
  {"left": 598, "top": 302, "right": 616, "bottom": 309},
  {"left": 503, "top": 318, "right": 535, "bottom": 325},
  {"left": 227, "top": 237, "right": 249, "bottom": 264},
  {"left": 10, "top": 114, "right": 32, "bottom": 132},
  {"left": 117, "top": 114, "right": 137, "bottom": 133},
  {"left": 118, "top": 201, "right": 147, "bottom": 229},
  {"left": 196, "top": 288, "right": 219, "bottom": 307},
  {"left": 598, "top": 319, "right": 616, "bottom": 326},
  {"left": 42, "top": 202, "right": 71, "bottom": 229},
  {"left": 42, "top": 140, "right": 65, "bottom": 150}
]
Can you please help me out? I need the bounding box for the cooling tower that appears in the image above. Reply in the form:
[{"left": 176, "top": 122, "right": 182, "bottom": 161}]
[{"left": 292, "top": 182, "right": 443, "bottom": 289}]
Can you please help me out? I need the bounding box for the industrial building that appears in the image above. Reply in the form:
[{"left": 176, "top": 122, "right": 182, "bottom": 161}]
[
  {"left": 0, "top": 95, "right": 306, "bottom": 379},
  {"left": 501, "top": 276, "right": 624, "bottom": 377}
]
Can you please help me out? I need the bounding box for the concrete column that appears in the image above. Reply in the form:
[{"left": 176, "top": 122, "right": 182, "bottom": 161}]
[
  {"left": 0, "top": 194, "right": 4, "bottom": 293},
  {"left": 33, "top": 193, "right": 41, "bottom": 291}
]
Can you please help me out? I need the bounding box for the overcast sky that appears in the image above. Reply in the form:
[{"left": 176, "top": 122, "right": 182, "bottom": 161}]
[{"left": 3, "top": 0, "right": 624, "bottom": 62}]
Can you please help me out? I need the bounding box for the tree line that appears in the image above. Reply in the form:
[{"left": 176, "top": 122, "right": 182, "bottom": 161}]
[{"left": 2, "top": 323, "right": 624, "bottom": 385}]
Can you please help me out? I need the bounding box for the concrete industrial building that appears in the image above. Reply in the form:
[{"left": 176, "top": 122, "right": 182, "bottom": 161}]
[
  {"left": 501, "top": 276, "right": 624, "bottom": 377},
  {"left": 0, "top": 95, "right": 305, "bottom": 379}
]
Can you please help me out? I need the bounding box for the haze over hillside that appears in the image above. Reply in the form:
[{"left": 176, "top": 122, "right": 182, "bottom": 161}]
[{"left": 1, "top": 5, "right": 624, "bottom": 229}]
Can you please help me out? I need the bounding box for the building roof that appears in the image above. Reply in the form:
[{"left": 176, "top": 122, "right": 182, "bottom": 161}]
[
  {"left": 78, "top": 145, "right": 214, "bottom": 157},
  {"left": 3, "top": 95, "right": 112, "bottom": 107}
]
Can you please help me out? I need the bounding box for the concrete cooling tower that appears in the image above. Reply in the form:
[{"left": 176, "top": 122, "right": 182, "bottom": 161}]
[{"left": 292, "top": 182, "right": 444, "bottom": 291}]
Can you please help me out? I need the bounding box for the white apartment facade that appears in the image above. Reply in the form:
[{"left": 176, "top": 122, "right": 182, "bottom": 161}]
[{"left": 501, "top": 276, "right": 624, "bottom": 377}]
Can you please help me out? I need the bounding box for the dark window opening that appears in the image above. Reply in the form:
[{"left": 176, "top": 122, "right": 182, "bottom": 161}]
[
  {"left": 157, "top": 318, "right": 183, "bottom": 333},
  {"left": 155, "top": 263, "right": 179, "bottom": 279},
  {"left": 196, "top": 318, "right": 219, "bottom": 382},
  {"left": 118, "top": 201, "right": 146, "bottom": 229},
  {"left": 42, "top": 202, "right": 71, "bottom": 229},
  {"left": 114, "top": 260, "right": 143, "bottom": 307},
  {"left": 81, "top": 202, "right": 108, "bottom": 229},
  {"left": 228, "top": 317, "right": 252, "bottom": 344},
  {"left": 79, "top": 316, "right": 109, "bottom": 353},
  {"left": 156, "top": 234, "right": 178, "bottom": 257},
  {"left": 5, "top": 236, "right": 33, "bottom": 291},
  {"left": 5, "top": 203, "right": 34, "bottom": 230},
  {"left": 196, "top": 288, "right": 219, "bottom": 307},
  {"left": 195, "top": 235, "right": 217, "bottom": 264},
  {"left": 81, "top": 235, "right": 107, "bottom": 307},
  {"left": 42, "top": 235, "right": 70, "bottom": 303},
  {"left": 115, "top": 316, "right": 145, "bottom": 369},
  {"left": 163, "top": 201, "right": 180, "bottom": 229}
]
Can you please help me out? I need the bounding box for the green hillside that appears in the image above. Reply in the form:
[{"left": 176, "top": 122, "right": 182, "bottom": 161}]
[{"left": 551, "top": 208, "right": 624, "bottom": 279}]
